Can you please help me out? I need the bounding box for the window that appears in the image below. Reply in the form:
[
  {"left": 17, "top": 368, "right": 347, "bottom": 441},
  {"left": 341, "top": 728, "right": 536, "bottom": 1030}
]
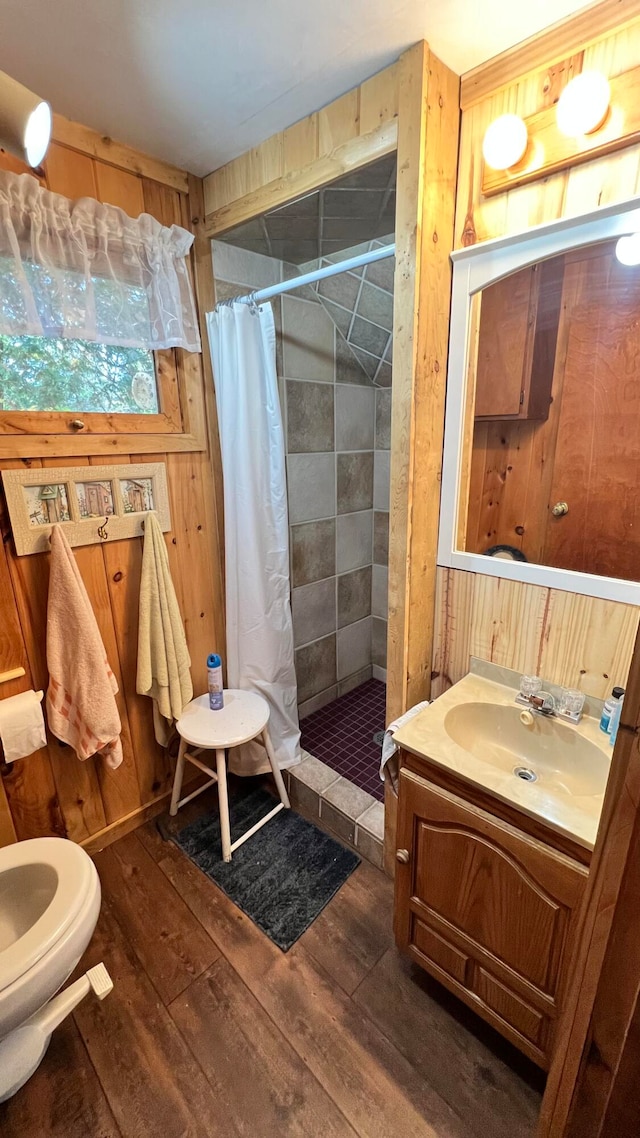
[
  {"left": 0, "top": 335, "right": 159, "bottom": 415},
  {"left": 0, "top": 167, "right": 205, "bottom": 456}
]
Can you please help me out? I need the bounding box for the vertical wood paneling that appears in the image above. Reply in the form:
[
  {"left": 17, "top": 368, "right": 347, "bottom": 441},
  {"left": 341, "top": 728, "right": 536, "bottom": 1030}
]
[
  {"left": 359, "top": 65, "right": 399, "bottom": 134},
  {"left": 246, "top": 135, "right": 284, "bottom": 196},
  {"left": 434, "top": 567, "right": 640, "bottom": 703},
  {"left": 283, "top": 116, "right": 318, "bottom": 172},
  {"left": 44, "top": 143, "right": 98, "bottom": 199},
  {"left": 539, "top": 591, "right": 638, "bottom": 696},
  {"left": 439, "top": 18, "right": 640, "bottom": 706},
  {"left": 0, "top": 137, "right": 225, "bottom": 845},
  {"left": 317, "top": 89, "right": 361, "bottom": 153},
  {"left": 94, "top": 164, "right": 145, "bottom": 215},
  {"left": 470, "top": 574, "right": 547, "bottom": 674},
  {"left": 0, "top": 535, "right": 29, "bottom": 846}
]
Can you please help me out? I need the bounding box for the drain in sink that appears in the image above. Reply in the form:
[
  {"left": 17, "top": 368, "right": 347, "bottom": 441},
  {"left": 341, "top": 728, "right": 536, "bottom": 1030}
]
[{"left": 514, "top": 766, "right": 538, "bottom": 782}]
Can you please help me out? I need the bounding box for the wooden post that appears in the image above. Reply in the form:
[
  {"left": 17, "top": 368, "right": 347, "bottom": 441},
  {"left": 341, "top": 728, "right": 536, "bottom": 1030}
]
[
  {"left": 187, "top": 173, "right": 226, "bottom": 611},
  {"left": 384, "top": 43, "right": 460, "bottom": 870},
  {"left": 539, "top": 622, "right": 640, "bottom": 1135}
]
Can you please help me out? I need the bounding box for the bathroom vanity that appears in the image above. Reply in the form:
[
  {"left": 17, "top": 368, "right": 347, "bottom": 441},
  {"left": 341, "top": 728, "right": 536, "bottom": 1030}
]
[{"left": 392, "top": 672, "right": 610, "bottom": 1069}]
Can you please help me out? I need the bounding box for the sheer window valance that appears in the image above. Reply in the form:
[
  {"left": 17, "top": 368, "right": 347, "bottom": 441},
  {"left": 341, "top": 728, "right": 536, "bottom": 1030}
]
[{"left": 0, "top": 170, "right": 201, "bottom": 352}]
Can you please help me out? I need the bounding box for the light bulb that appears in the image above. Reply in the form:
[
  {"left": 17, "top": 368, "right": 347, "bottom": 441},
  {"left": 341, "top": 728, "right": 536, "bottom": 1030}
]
[
  {"left": 556, "top": 71, "right": 610, "bottom": 137},
  {"left": 615, "top": 233, "right": 640, "bottom": 267},
  {"left": 482, "top": 114, "right": 528, "bottom": 171},
  {"left": 24, "top": 100, "right": 51, "bottom": 167},
  {"left": 0, "top": 70, "right": 52, "bottom": 167}
]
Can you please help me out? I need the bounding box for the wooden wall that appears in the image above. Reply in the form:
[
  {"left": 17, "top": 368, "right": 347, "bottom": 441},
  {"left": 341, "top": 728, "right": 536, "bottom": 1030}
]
[
  {"left": 203, "top": 64, "right": 399, "bottom": 224},
  {"left": 0, "top": 133, "right": 225, "bottom": 850},
  {"left": 434, "top": 12, "right": 640, "bottom": 703}
]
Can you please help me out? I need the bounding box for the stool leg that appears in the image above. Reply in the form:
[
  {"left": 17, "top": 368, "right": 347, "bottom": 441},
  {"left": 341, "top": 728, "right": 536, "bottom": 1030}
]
[
  {"left": 262, "top": 728, "right": 290, "bottom": 808},
  {"left": 169, "top": 737, "right": 187, "bottom": 817},
  {"left": 216, "top": 748, "right": 232, "bottom": 862}
]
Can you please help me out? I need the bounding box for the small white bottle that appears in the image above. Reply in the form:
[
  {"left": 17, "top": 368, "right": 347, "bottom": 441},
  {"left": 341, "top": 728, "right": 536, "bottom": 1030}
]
[{"left": 207, "top": 653, "right": 224, "bottom": 710}]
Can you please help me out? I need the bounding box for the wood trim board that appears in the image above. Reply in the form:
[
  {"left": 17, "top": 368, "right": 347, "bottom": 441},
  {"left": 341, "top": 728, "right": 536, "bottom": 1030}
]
[{"left": 203, "top": 119, "right": 398, "bottom": 237}]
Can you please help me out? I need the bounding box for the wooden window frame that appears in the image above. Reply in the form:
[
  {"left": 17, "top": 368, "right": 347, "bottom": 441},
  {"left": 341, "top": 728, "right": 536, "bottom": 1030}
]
[{"left": 0, "top": 342, "right": 207, "bottom": 458}]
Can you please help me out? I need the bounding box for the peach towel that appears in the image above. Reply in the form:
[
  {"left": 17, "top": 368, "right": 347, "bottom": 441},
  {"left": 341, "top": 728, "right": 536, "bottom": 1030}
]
[{"left": 46, "top": 525, "right": 122, "bottom": 769}]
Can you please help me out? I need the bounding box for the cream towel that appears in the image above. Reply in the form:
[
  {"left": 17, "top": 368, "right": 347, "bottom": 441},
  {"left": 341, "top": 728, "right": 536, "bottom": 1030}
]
[
  {"left": 137, "top": 511, "right": 192, "bottom": 745},
  {"left": 380, "top": 701, "right": 431, "bottom": 793},
  {"left": 46, "top": 526, "right": 122, "bottom": 769}
]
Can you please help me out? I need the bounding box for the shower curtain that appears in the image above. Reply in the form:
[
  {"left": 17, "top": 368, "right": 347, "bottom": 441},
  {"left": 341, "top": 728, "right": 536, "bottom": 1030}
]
[{"left": 206, "top": 300, "right": 301, "bottom": 774}]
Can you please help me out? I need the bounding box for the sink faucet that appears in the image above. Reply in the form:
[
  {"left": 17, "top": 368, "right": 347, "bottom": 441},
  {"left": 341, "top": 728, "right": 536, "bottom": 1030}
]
[
  {"left": 516, "top": 676, "right": 585, "bottom": 724},
  {"left": 517, "top": 688, "right": 557, "bottom": 717}
]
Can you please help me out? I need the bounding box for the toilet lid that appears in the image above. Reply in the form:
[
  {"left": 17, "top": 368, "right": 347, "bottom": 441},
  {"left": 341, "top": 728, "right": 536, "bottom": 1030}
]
[{"left": 0, "top": 837, "right": 97, "bottom": 993}]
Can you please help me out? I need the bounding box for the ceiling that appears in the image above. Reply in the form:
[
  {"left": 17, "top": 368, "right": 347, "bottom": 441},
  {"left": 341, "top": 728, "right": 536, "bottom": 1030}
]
[
  {"left": 0, "top": 0, "right": 592, "bottom": 177},
  {"left": 221, "top": 153, "right": 396, "bottom": 264}
]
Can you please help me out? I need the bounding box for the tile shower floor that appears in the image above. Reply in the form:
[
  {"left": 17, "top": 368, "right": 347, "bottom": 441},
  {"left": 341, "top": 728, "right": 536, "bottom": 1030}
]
[{"left": 300, "top": 678, "right": 387, "bottom": 801}]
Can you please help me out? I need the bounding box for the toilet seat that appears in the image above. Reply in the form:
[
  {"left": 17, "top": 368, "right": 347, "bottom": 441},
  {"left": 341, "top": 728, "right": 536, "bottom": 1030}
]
[{"left": 0, "top": 838, "right": 96, "bottom": 994}]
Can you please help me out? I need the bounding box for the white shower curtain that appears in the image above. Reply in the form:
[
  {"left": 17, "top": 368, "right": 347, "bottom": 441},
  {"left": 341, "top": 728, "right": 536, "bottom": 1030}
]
[{"left": 207, "top": 301, "right": 301, "bottom": 774}]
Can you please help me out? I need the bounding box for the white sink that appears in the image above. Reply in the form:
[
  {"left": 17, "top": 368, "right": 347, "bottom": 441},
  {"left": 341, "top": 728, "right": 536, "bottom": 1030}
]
[
  {"left": 393, "top": 672, "right": 612, "bottom": 850},
  {"left": 444, "top": 702, "right": 608, "bottom": 799}
]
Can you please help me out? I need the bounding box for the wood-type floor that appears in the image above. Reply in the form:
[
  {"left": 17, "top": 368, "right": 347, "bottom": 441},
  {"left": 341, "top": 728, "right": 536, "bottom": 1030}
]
[{"left": 0, "top": 789, "right": 544, "bottom": 1138}]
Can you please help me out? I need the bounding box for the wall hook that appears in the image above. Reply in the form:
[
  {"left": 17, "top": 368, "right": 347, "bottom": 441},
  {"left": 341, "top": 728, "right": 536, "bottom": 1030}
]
[{"left": 97, "top": 517, "right": 110, "bottom": 541}]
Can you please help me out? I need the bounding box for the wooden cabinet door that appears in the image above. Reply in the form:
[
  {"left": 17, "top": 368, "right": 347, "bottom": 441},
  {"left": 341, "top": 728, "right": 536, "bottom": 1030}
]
[
  {"left": 474, "top": 267, "right": 534, "bottom": 419},
  {"left": 474, "top": 259, "right": 563, "bottom": 422},
  {"left": 394, "top": 770, "right": 588, "bottom": 1066}
]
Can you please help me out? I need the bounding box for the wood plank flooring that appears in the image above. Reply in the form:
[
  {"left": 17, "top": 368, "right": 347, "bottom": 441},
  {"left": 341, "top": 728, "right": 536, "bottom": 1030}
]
[{"left": 0, "top": 790, "right": 544, "bottom": 1138}]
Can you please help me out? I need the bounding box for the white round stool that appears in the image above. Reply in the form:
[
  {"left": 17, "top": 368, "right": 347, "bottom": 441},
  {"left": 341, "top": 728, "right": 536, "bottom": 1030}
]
[{"left": 169, "top": 690, "right": 290, "bottom": 862}]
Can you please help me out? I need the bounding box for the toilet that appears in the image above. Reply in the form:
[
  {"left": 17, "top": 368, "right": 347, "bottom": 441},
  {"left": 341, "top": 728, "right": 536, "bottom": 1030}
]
[{"left": 0, "top": 837, "right": 111, "bottom": 1101}]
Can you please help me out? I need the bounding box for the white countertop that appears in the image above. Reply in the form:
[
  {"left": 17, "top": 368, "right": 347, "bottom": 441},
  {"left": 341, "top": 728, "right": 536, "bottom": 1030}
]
[{"left": 394, "top": 673, "right": 612, "bottom": 851}]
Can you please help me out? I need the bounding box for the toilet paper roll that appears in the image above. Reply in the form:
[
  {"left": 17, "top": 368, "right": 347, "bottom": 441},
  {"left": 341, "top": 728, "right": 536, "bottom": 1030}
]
[{"left": 0, "top": 689, "right": 46, "bottom": 763}]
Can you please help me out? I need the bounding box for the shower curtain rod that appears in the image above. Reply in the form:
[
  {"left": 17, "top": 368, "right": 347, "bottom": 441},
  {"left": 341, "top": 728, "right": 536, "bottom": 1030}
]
[{"left": 230, "top": 241, "right": 395, "bottom": 306}]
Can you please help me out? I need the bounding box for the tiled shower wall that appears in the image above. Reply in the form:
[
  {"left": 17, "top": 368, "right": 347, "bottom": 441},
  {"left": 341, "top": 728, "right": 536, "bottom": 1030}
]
[
  {"left": 212, "top": 240, "right": 389, "bottom": 716},
  {"left": 302, "top": 235, "right": 394, "bottom": 387},
  {"left": 373, "top": 388, "right": 390, "bottom": 677}
]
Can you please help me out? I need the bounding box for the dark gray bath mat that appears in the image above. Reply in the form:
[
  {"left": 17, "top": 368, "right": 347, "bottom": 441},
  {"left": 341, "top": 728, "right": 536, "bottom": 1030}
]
[{"left": 172, "top": 785, "right": 360, "bottom": 951}]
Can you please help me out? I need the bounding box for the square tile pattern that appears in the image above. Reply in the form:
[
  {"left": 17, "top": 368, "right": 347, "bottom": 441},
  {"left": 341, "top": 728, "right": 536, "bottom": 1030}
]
[
  {"left": 300, "top": 679, "right": 386, "bottom": 801},
  {"left": 217, "top": 152, "right": 395, "bottom": 265}
]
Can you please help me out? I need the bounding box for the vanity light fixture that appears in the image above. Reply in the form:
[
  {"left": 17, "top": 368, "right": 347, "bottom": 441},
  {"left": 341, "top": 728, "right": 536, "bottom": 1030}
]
[
  {"left": 482, "top": 114, "right": 528, "bottom": 171},
  {"left": 615, "top": 232, "right": 640, "bottom": 266},
  {"left": 556, "top": 71, "right": 610, "bottom": 138},
  {"left": 0, "top": 69, "right": 51, "bottom": 167}
]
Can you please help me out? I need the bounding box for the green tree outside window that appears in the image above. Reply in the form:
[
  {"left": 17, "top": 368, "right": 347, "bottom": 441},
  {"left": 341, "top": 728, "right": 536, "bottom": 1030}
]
[{"left": 0, "top": 334, "right": 158, "bottom": 414}]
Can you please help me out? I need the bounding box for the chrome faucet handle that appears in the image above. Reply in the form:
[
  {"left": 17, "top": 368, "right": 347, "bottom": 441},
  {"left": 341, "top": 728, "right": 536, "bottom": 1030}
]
[
  {"left": 557, "top": 688, "right": 585, "bottom": 723},
  {"left": 520, "top": 675, "right": 543, "bottom": 698}
]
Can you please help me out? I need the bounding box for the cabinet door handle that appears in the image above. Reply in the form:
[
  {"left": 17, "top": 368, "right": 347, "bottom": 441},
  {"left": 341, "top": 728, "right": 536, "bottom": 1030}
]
[{"left": 396, "top": 849, "right": 410, "bottom": 864}]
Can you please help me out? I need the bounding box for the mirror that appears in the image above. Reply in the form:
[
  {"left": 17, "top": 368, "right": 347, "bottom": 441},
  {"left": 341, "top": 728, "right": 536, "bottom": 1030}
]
[{"left": 439, "top": 198, "right": 640, "bottom": 605}]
